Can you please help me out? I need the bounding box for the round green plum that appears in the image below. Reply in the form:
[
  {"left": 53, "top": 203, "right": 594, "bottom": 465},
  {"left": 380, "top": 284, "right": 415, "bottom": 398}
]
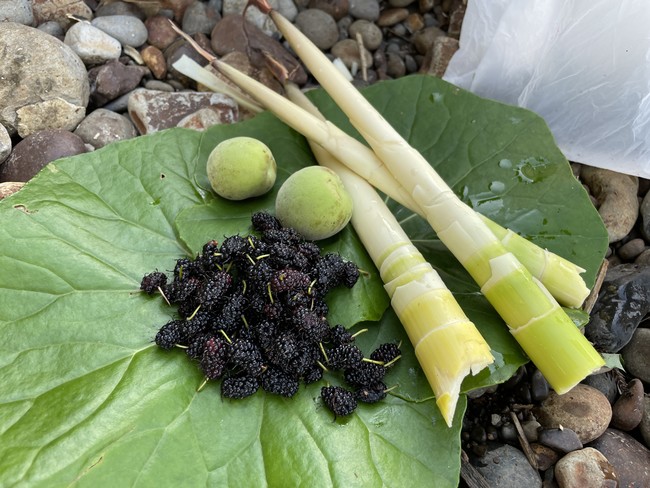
[
  {"left": 206, "top": 136, "right": 277, "bottom": 200},
  {"left": 275, "top": 166, "right": 353, "bottom": 240}
]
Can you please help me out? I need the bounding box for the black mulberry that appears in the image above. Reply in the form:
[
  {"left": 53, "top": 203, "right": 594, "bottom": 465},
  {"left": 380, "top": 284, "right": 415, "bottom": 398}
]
[
  {"left": 327, "top": 344, "right": 363, "bottom": 370},
  {"left": 370, "top": 343, "right": 401, "bottom": 366},
  {"left": 261, "top": 367, "right": 299, "bottom": 397},
  {"left": 321, "top": 385, "right": 357, "bottom": 417},
  {"left": 140, "top": 271, "right": 167, "bottom": 294},
  {"left": 221, "top": 375, "right": 260, "bottom": 399}
]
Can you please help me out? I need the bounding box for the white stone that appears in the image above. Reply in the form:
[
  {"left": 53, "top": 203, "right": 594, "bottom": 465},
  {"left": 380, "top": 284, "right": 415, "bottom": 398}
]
[{"left": 64, "top": 22, "right": 122, "bottom": 65}]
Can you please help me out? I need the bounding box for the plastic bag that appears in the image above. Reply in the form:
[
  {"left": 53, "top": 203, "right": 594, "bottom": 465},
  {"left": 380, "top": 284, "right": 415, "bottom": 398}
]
[{"left": 443, "top": 0, "right": 650, "bottom": 178}]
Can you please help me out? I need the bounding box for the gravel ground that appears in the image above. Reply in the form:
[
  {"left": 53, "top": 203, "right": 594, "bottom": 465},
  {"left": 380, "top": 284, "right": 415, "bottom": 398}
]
[{"left": 1, "top": 1, "right": 649, "bottom": 487}]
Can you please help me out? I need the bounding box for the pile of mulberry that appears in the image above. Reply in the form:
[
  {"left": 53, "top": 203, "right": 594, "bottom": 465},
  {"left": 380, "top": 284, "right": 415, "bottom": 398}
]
[{"left": 141, "top": 212, "right": 401, "bottom": 418}]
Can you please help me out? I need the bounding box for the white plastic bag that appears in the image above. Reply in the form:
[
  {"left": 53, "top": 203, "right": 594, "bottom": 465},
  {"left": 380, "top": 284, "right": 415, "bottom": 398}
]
[{"left": 443, "top": 0, "right": 650, "bottom": 178}]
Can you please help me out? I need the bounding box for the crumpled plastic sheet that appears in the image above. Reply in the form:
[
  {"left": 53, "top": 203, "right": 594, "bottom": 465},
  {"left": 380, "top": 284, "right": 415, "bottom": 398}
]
[{"left": 443, "top": 0, "right": 650, "bottom": 178}]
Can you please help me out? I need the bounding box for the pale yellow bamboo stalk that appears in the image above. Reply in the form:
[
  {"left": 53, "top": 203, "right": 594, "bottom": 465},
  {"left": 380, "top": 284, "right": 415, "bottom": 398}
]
[
  {"left": 266, "top": 8, "right": 605, "bottom": 393},
  {"left": 286, "top": 82, "right": 493, "bottom": 425},
  {"left": 171, "top": 30, "right": 590, "bottom": 309}
]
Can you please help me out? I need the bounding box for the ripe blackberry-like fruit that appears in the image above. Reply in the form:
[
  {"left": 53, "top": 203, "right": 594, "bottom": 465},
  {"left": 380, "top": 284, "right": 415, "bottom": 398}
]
[
  {"left": 261, "top": 367, "right": 299, "bottom": 397},
  {"left": 302, "top": 363, "right": 324, "bottom": 384},
  {"left": 270, "top": 269, "right": 311, "bottom": 293},
  {"left": 253, "top": 319, "right": 278, "bottom": 350},
  {"left": 341, "top": 261, "right": 360, "bottom": 288},
  {"left": 328, "top": 324, "right": 354, "bottom": 347},
  {"left": 327, "top": 343, "right": 364, "bottom": 370},
  {"left": 321, "top": 385, "right": 357, "bottom": 417},
  {"left": 355, "top": 382, "right": 387, "bottom": 404},
  {"left": 140, "top": 271, "right": 168, "bottom": 294},
  {"left": 292, "top": 307, "right": 329, "bottom": 342},
  {"left": 288, "top": 341, "right": 319, "bottom": 376},
  {"left": 267, "top": 332, "right": 300, "bottom": 370},
  {"left": 230, "top": 338, "right": 265, "bottom": 376},
  {"left": 198, "top": 271, "right": 232, "bottom": 309},
  {"left": 251, "top": 211, "right": 282, "bottom": 232},
  {"left": 219, "top": 235, "right": 248, "bottom": 262},
  {"left": 216, "top": 294, "right": 246, "bottom": 332},
  {"left": 186, "top": 332, "right": 212, "bottom": 360},
  {"left": 370, "top": 343, "right": 401, "bottom": 365},
  {"left": 154, "top": 320, "right": 183, "bottom": 349},
  {"left": 200, "top": 336, "right": 231, "bottom": 380},
  {"left": 221, "top": 375, "right": 260, "bottom": 399},
  {"left": 165, "top": 276, "right": 200, "bottom": 303},
  {"left": 344, "top": 362, "right": 386, "bottom": 388}
]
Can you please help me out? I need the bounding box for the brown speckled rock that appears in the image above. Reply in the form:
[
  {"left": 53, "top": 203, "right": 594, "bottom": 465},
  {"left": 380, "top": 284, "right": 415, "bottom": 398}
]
[
  {"left": 127, "top": 89, "right": 238, "bottom": 134},
  {"left": 554, "top": 448, "right": 617, "bottom": 488},
  {"left": 0, "top": 129, "right": 88, "bottom": 182},
  {"left": 0, "top": 182, "right": 25, "bottom": 200},
  {"left": 534, "top": 384, "right": 612, "bottom": 443}
]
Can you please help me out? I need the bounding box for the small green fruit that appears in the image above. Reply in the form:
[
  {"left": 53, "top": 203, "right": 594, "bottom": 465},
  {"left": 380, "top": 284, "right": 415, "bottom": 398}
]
[
  {"left": 206, "top": 136, "right": 277, "bottom": 200},
  {"left": 275, "top": 166, "right": 353, "bottom": 240}
]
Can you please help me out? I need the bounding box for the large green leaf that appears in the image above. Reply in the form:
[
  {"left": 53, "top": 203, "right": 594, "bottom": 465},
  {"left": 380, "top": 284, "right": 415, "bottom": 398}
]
[{"left": 0, "top": 75, "right": 607, "bottom": 487}]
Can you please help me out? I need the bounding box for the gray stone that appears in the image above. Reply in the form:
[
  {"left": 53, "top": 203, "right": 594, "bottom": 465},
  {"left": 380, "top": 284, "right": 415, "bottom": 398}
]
[
  {"left": 222, "top": 0, "right": 297, "bottom": 36},
  {"left": 127, "top": 89, "right": 238, "bottom": 134},
  {"left": 0, "top": 129, "right": 88, "bottom": 182},
  {"left": 472, "top": 444, "right": 542, "bottom": 488},
  {"left": 348, "top": 19, "right": 382, "bottom": 50},
  {"left": 330, "top": 39, "right": 372, "bottom": 71},
  {"left": 0, "top": 22, "right": 89, "bottom": 136},
  {"left": 36, "top": 20, "right": 64, "bottom": 37},
  {"left": 581, "top": 370, "right": 619, "bottom": 404},
  {"left": 348, "top": 0, "right": 380, "bottom": 21},
  {"left": 588, "top": 428, "right": 650, "bottom": 487},
  {"left": 0, "top": 125, "right": 11, "bottom": 164},
  {"left": 538, "top": 427, "right": 583, "bottom": 453},
  {"left": 91, "top": 15, "right": 148, "bottom": 47},
  {"left": 182, "top": 0, "right": 221, "bottom": 35},
  {"left": 530, "top": 369, "right": 550, "bottom": 402},
  {"left": 534, "top": 384, "right": 612, "bottom": 443},
  {"left": 385, "top": 52, "right": 406, "bottom": 78},
  {"left": 621, "top": 328, "right": 650, "bottom": 383},
  {"left": 618, "top": 238, "right": 646, "bottom": 261},
  {"left": 74, "top": 109, "right": 137, "bottom": 148},
  {"left": 554, "top": 448, "right": 617, "bottom": 488},
  {"left": 522, "top": 419, "right": 541, "bottom": 443},
  {"left": 295, "top": 9, "right": 339, "bottom": 50},
  {"left": 64, "top": 22, "right": 122, "bottom": 66},
  {"left": 585, "top": 264, "right": 650, "bottom": 352},
  {"left": 0, "top": 0, "right": 33, "bottom": 24}
]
